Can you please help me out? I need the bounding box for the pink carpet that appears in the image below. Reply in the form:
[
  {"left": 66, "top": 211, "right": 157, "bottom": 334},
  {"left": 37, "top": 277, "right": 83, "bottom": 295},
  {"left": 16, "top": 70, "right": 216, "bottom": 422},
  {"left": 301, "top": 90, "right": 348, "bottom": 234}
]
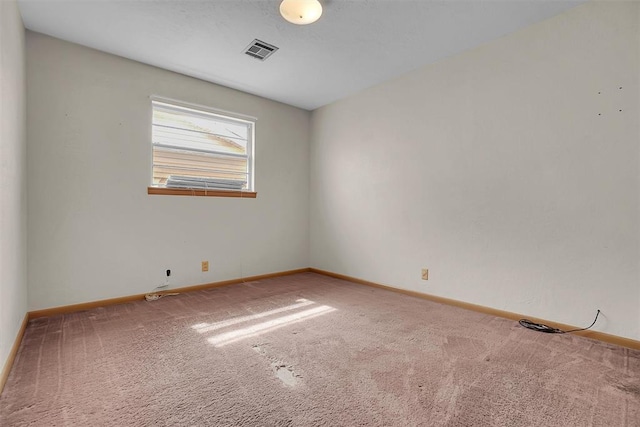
[{"left": 1, "top": 272, "right": 639, "bottom": 426}]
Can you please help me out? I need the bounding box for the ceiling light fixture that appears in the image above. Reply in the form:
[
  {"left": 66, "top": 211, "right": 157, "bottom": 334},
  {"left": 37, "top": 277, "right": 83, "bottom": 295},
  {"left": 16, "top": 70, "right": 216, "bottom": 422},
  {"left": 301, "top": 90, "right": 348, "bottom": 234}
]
[{"left": 279, "top": 0, "right": 323, "bottom": 25}]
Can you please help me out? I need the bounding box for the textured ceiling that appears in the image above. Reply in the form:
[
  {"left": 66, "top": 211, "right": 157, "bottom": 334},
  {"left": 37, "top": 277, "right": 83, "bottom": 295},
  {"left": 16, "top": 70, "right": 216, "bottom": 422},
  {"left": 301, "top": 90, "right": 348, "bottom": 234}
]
[{"left": 18, "top": 0, "right": 584, "bottom": 111}]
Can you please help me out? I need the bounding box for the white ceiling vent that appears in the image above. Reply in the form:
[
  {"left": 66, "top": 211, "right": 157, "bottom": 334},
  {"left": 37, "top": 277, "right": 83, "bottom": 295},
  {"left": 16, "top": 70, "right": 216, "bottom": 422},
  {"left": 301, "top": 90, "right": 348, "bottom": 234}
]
[{"left": 243, "top": 39, "right": 279, "bottom": 61}]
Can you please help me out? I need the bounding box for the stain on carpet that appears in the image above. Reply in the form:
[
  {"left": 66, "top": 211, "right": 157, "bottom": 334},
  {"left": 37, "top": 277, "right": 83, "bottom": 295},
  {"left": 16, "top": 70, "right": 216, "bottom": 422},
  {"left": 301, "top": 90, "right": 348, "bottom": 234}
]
[
  {"left": 252, "top": 343, "right": 301, "bottom": 387},
  {"left": 274, "top": 364, "right": 299, "bottom": 386}
]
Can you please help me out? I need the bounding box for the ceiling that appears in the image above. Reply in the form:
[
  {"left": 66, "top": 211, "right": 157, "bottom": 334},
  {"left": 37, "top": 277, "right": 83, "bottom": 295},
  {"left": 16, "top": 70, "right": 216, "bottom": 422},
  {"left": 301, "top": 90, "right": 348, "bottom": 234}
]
[{"left": 18, "top": 0, "right": 584, "bottom": 111}]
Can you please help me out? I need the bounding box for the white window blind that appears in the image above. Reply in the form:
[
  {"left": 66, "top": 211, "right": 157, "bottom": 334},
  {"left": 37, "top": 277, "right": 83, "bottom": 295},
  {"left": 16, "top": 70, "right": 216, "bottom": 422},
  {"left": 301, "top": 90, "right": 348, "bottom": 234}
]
[{"left": 151, "top": 99, "right": 254, "bottom": 191}]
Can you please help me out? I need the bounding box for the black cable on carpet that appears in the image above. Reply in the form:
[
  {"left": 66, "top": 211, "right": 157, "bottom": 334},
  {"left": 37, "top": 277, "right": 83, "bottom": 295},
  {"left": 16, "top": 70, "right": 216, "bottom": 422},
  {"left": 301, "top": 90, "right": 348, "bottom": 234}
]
[{"left": 519, "top": 310, "right": 600, "bottom": 334}]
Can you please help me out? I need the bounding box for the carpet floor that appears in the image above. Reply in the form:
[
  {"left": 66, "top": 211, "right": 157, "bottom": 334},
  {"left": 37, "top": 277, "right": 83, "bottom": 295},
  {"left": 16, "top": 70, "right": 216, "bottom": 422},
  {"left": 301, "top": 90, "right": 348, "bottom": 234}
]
[{"left": 1, "top": 272, "right": 639, "bottom": 426}]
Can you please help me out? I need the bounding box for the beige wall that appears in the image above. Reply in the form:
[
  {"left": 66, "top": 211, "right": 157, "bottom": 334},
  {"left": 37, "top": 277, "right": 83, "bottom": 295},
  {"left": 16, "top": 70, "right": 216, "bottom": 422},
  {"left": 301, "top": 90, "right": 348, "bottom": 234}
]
[
  {"left": 20, "top": 2, "right": 640, "bottom": 342},
  {"left": 310, "top": 2, "right": 640, "bottom": 339},
  {"left": 27, "top": 32, "right": 310, "bottom": 310},
  {"left": 0, "top": 0, "right": 27, "bottom": 372}
]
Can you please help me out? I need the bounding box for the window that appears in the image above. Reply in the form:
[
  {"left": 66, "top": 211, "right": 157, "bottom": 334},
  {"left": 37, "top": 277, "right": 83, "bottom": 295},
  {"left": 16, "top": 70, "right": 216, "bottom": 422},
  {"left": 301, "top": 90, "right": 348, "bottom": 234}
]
[{"left": 149, "top": 98, "right": 255, "bottom": 197}]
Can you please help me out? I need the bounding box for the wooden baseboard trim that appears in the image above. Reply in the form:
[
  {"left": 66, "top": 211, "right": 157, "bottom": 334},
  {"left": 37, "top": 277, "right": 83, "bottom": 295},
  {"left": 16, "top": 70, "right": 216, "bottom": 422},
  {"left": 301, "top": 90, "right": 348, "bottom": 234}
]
[
  {"left": 167, "top": 268, "right": 310, "bottom": 294},
  {"left": 309, "top": 268, "right": 640, "bottom": 351},
  {"left": 29, "top": 268, "right": 311, "bottom": 319},
  {"left": 0, "top": 313, "right": 29, "bottom": 395},
  {"left": 29, "top": 293, "right": 148, "bottom": 319},
  {"left": 24, "top": 267, "right": 639, "bottom": 350}
]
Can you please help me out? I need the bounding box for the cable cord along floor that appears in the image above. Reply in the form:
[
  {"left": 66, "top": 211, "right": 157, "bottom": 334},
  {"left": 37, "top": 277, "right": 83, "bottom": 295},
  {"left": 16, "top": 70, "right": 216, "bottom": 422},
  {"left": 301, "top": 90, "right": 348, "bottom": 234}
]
[{"left": 518, "top": 310, "right": 601, "bottom": 334}]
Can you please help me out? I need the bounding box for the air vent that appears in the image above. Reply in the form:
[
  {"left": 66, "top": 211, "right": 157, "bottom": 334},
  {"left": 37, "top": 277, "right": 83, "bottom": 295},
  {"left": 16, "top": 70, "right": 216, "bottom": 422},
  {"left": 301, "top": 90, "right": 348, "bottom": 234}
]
[{"left": 243, "top": 39, "right": 279, "bottom": 61}]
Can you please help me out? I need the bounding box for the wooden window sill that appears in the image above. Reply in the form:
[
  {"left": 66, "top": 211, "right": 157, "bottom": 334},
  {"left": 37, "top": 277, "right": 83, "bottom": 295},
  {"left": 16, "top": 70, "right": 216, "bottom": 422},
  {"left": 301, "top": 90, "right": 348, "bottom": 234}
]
[{"left": 147, "top": 187, "right": 257, "bottom": 198}]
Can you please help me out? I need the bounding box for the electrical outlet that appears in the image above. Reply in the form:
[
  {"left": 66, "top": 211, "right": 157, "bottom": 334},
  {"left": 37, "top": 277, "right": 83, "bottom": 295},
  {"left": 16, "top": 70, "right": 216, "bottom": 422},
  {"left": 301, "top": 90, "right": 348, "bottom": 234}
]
[
  {"left": 421, "top": 268, "right": 429, "bottom": 280},
  {"left": 202, "top": 261, "right": 209, "bottom": 272}
]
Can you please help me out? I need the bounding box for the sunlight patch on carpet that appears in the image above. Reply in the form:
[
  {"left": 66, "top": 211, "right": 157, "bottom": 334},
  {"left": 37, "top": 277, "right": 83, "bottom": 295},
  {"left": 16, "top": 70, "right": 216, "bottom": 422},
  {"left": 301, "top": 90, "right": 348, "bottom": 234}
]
[
  {"left": 208, "top": 305, "right": 337, "bottom": 347},
  {"left": 191, "top": 299, "right": 315, "bottom": 334}
]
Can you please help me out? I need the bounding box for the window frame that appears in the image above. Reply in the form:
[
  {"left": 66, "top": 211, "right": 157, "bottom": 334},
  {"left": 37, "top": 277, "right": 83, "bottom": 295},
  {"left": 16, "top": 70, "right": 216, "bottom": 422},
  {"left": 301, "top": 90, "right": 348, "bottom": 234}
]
[{"left": 148, "top": 96, "right": 257, "bottom": 198}]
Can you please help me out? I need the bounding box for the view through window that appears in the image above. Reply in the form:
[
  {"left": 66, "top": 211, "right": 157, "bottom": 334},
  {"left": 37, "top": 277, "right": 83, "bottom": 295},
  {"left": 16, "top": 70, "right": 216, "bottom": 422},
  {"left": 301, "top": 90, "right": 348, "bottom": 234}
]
[{"left": 151, "top": 99, "right": 254, "bottom": 192}]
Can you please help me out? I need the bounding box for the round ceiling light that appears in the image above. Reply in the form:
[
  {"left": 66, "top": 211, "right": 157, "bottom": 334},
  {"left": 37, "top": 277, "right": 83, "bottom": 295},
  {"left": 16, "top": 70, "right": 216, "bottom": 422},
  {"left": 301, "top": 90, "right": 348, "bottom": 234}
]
[{"left": 279, "top": 0, "right": 323, "bottom": 25}]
